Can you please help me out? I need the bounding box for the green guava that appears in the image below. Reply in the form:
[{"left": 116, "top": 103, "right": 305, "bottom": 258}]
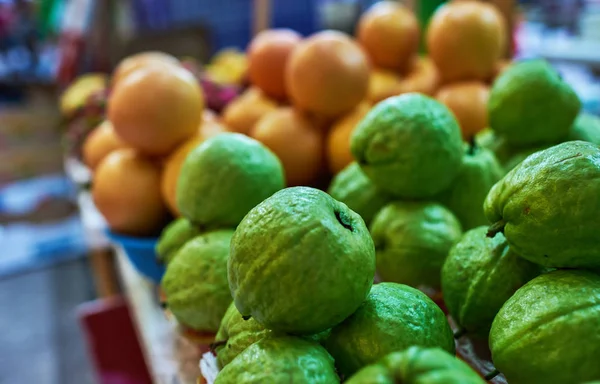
[
  {"left": 475, "top": 129, "right": 512, "bottom": 165},
  {"left": 323, "top": 282, "right": 455, "bottom": 377},
  {"left": 490, "top": 270, "right": 600, "bottom": 384},
  {"left": 214, "top": 335, "right": 340, "bottom": 384},
  {"left": 161, "top": 230, "right": 234, "bottom": 332},
  {"left": 176, "top": 133, "right": 285, "bottom": 227},
  {"left": 485, "top": 141, "right": 600, "bottom": 268},
  {"left": 568, "top": 112, "right": 600, "bottom": 145},
  {"left": 501, "top": 145, "right": 548, "bottom": 174},
  {"left": 327, "top": 162, "right": 392, "bottom": 226},
  {"left": 228, "top": 186, "right": 375, "bottom": 335},
  {"left": 370, "top": 201, "right": 462, "bottom": 288},
  {"left": 436, "top": 145, "right": 504, "bottom": 230},
  {"left": 350, "top": 93, "right": 464, "bottom": 198},
  {"left": 345, "top": 346, "right": 485, "bottom": 384},
  {"left": 155, "top": 218, "right": 202, "bottom": 265},
  {"left": 488, "top": 59, "right": 581, "bottom": 146},
  {"left": 441, "top": 226, "right": 542, "bottom": 338},
  {"left": 213, "top": 302, "right": 272, "bottom": 369},
  {"left": 214, "top": 303, "right": 333, "bottom": 369}
]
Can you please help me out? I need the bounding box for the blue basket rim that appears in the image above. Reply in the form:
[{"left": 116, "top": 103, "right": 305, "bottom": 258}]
[{"left": 105, "top": 230, "right": 158, "bottom": 247}]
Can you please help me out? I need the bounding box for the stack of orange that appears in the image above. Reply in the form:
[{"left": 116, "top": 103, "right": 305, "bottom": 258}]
[
  {"left": 427, "top": 0, "right": 509, "bottom": 140},
  {"left": 224, "top": 28, "right": 371, "bottom": 185},
  {"left": 82, "top": 52, "right": 227, "bottom": 236}
]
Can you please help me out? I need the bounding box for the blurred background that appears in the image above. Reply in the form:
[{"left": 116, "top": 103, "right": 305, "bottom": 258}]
[{"left": 0, "top": 0, "right": 598, "bottom": 383}]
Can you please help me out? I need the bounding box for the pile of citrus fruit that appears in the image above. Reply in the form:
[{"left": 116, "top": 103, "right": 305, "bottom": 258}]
[{"left": 62, "top": 0, "right": 600, "bottom": 383}]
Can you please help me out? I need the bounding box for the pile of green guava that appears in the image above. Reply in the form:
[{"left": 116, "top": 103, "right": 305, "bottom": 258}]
[{"left": 151, "top": 59, "right": 600, "bottom": 384}]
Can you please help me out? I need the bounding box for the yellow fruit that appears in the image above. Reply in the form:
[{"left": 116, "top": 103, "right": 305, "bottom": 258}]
[
  {"left": 251, "top": 107, "right": 324, "bottom": 186},
  {"left": 357, "top": 1, "right": 420, "bottom": 73},
  {"left": 112, "top": 51, "right": 180, "bottom": 86},
  {"left": 248, "top": 29, "right": 302, "bottom": 99},
  {"left": 60, "top": 73, "right": 108, "bottom": 117},
  {"left": 222, "top": 87, "right": 278, "bottom": 135},
  {"left": 286, "top": 30, "right": 370, "bottom": 118},
  {"left": 435, "top": 81, "right": 490, "bottom": 140},
  {"left": 107, "top": 64, "right": 204, "bottom": 156},
  {"left": 368, "top": 68, "right": 402, "bottom": 104},
  {"left": 93, "top": 149, "right": 169, "bottom": 236},
  {"left": 326, "top": 102, "right": 371, "bottom": 174},
  {"left": 426, "top": 1, "right": 506, "bottom": 83},
  {"left": 82, "top": 120, "right": 128, "bottom": 171}
]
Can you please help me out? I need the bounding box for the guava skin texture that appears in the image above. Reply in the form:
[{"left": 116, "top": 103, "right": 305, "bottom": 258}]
[
  {"left": 214, "top": 302, "right": 272, "bottom": 369},
  {"left": 228, "top": 186, "right": 376, "bottom": 335},
  {"left": 490, "top": 270, "right": 600, "bottom": 384},
  {"left": 161, "top": 230, "right": 234, "bottom": 332},
  {"left": 441, "top": 226, "right": 542, "bottom": 338},
  {"left": 568, "top": 112, "right": 600, "bottom": 145},
  {"left": 327, "top": 162, "right": 392, "bottom": 226},
  {"left": 323, "top": 282, "right": 455, "bottom": 378},
  {"left": 214, "top": 336, "right": 340, "bottom": 384},
  {"left": 484, "top": 141, "right": 600, "bottom": 268},
  {"left": 345, "top": 347, "right": 485, "bottom": 384},
  {"left": 488, "top": 59, "right": 581, "bottom": 146},
  {"left": 156, "top": 217, "right": 202, "bottom": 265},
  {"left": 176, "top": 133, "right": 285, "bottom": 227},
  {"left": 370, "top": 201, "right": 462, "bottom": 289},
  {"left": 436, "top": 146, "right": 504, "bottom": 230},
  {"left": 350, "top": 93, "right": 464, "bottom": 199}
]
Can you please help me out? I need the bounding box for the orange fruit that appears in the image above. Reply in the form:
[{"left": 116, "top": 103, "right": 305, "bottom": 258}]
[
  {"left": 161, "top": 136, "right": 203, "bottom": 216},
  {"left": 199, "top": 110, "right": 228, "bottom": 139},
  {"left": 221, "top": 87, "right": 278, "bottom": 135},
  {"left": 368, "top": 67, "right": 402, "bottom": 104},
  {"left": 248, "top": 29, "right": 302, "bottom": 100},
  {"left": 92, "top": 149, "right": 169, "bottom": 236},
  {"left": 426, "top": 1, "right": 506, "bottom": 83},
  {"left": 82, "top": 120, "right": 128, "bottom": 171},
  {"left": 112, "top": 51, "right": 180, "bottom": 86},
  {"left": 326, "top": 102, "right": 371, "bottom": 174},
  {"left": 251, "top": 107, "right": 324, "bottom": 186},
  {"left": 435, "top": 81, "right": 490, "bottom": 140},
  {"left": 357, "top": 1, "right": 420, "bottom": 73},
  {"left": 394, "top": 56, "right": 440, "bottom": 96},
  {"left": 107, "top": 63, "right": 204, "bottom": 156},
  {"left": 286, "top": 30, "right": 370, "bottom": 119}
]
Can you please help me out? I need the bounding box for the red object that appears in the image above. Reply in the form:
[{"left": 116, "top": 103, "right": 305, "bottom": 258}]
[
  {"left": 77, "top": 296, "right": 153, "bottom": 384},
  {"left": 57, "top": 31, "right": 86, "bottom": 88}
]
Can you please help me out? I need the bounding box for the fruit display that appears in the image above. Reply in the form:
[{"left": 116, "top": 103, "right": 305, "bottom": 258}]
[{"left": 77, "top": 1, "right": 600, "bottom": 383}]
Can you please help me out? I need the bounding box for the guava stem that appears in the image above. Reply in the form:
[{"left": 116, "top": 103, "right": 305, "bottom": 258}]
[
  {"left": 453, "top": 327, "right": 467, "bottom": 339},
  {"left": 242, "top": 315, "right": 252, "bottom": 321},
  {"left": 484, "top": 369, "right": 500, "bottom": 380},
  {"left": 486, "top": 220, "right": 506, "bottom": 238},
  {"left": 159, "top": 301, "right": 167, "bottom": 309},
  {"left": 468, "top": 136, "right": 477, "bottom": 156},
  {"left": 209, "top": 339, "right": 228, "bottom": 352}
]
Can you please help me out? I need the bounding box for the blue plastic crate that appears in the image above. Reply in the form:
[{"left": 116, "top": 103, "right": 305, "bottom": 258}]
[{"left": 106, "top": 231, "right": 165, "bottom": 284}]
